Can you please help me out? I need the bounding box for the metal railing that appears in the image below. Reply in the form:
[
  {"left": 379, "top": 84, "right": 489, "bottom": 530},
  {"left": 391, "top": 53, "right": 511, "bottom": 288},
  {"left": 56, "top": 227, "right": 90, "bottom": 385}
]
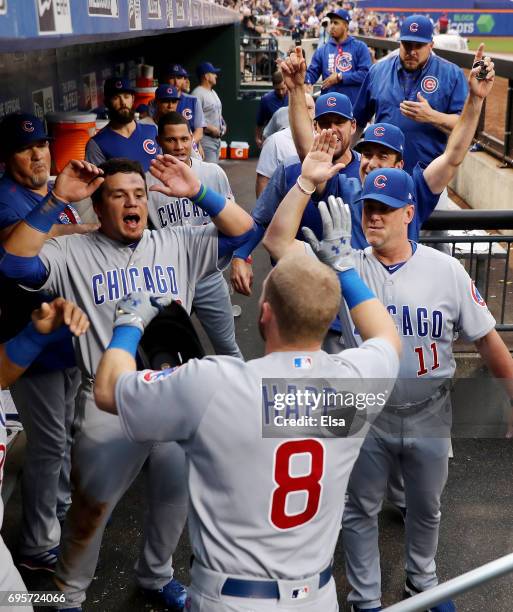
[
  {"left": 355, "top": 35, "right": 513, "bottom": 167},
  {"left": 421, "top": 210, "right": 513, "bottom": 331},
  {"left": 383, "top": 551, "right": 513, "bottom": 611},
  {"left": 240, "top": 34, "right": 279, "bottom": 83}
]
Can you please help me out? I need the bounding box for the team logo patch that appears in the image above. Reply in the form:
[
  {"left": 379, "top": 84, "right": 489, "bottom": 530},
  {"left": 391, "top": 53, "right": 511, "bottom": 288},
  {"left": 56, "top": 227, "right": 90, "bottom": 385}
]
[
  {"left": 140, "top": 368, "right": 178, "bottom": 384},
  {"left": 421, "top": 76, "right": 439, "bottom": 94},
  {"left": 21, "top": 120, "right": 34, "bottom": 133},
  {"left": 334, "top": 51, "right": 353, "bottom": 73},
  {"left": 167, "top": 87, "right": 174, "bottom": 95},
  {"left": 294, "top": 356, "right": 312, "bottom": 369},
  {"left": 115, "top": 80, "right": 123, "bottom": 89},
  {"left": 471, "top": 281, "right": 487, "bottom": 307},
  {"left": 143, "top": 139, "right": 157, "bottom": 155},
  {"left": 373, "top": 174, "right": 387, "bottom": 189},
  {"left": 373, "top": 126, "right": 385, "bottom": 137},
  {"left": 409, "top": 22, "right": 419, "bottom": 33},
  {"left": 326, "top": 96, "right": 337, "bottom": 108},
  {"left": 182, "top": 108, "right": 193, "bottom": 121},
  {"left": 291, "top": 586, "right": 310, "bottom": 600}
]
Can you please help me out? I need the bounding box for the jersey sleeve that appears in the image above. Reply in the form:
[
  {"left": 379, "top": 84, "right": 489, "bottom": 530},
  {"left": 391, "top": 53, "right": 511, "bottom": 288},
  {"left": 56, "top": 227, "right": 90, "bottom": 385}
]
[
  {"left": 27, "top": 238, "right": 69, "bottom": 295},
  {"left": 193, "top": 98, "right": 206, "bottom": 129},
  {"left": 413, "top": 162, "right": 441, "bottom": 227},
  {"left": 353, "top": 69, "right": 375, "bottom": 128},
  {"left": 85, "top": 138, "right": 106, "bottom": 166},
  {"left": 453, "top": 260, "right": 496, "bottom": 342},
  {"left": 251, "top": 162, "right": 287, "bottom": 226},
  {"left": 116, "top": 357, "right": 220, "bottom": 443},
  {"left": 256, "top": 136, "right": 279, "bottom": 179},
  {"left": 306, "top": 48, "right": 323, "bottom": 84},
  {"left": 0, "top": 202, "right": 23, "bottom": 230}
]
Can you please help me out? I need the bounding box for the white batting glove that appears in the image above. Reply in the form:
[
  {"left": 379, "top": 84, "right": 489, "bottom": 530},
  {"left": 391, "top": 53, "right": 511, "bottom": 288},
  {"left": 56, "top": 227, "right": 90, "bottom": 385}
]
[
  {"left": 114, "top": 292, "right": 171, "bottom": 332},
  {"left": 302, "top": 195, "right": 354, "bottom": 272}
]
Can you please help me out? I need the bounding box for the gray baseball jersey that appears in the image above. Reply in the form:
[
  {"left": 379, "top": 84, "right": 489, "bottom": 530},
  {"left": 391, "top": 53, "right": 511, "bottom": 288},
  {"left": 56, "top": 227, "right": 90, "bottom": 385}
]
[
  {"left": 146, "top": 158, "right": 232, "bottom": 229},
  {"left": 32, "top": 226, "right": 222, "bottom": 377},
  {"left": 191, "top": 86, "right": 223, "bottom": 134},
  {"left": 116, "top": 339, "right": 399, "bottom": 583}
]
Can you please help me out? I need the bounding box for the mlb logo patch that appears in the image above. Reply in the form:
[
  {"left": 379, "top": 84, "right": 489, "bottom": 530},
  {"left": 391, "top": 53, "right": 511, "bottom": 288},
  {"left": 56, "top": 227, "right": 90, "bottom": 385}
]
[
  {"left": 294, "top": 356, "right": 312, "bottom": 369},
  {"left": 141, "top": 367, "right": 178, "bottom": 384},
  {"left": 291, "top": 586, "right": 309, "bottom": 600},
  {"left": 471, "top": 280, "right": 487, "bottom": 307}
]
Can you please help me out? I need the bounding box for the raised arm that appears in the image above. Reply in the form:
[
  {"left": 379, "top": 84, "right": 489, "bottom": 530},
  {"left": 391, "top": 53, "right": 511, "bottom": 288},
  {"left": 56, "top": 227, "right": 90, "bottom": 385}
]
[
  {"left": 423, "top": 44, "right": 494, "bottom": 194},
  {"left": 263, "top": 130, "right": 345, "bottom": 260},
  {"left": 281, "top": 47, "right": 314, "bottom": 161},
  {"left": 149, "top": 154, "right": 253, "bottom": 236},
  {"left": 0, "top": 298, "right": 89, "bottom": 388}
]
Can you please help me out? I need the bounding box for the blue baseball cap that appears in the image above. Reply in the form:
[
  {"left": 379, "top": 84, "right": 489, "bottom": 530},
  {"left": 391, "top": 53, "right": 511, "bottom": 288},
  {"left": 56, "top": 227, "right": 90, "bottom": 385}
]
[
  {"left": 314, "top": 92, "right": 353, "bottom": 121},
  {"left": 400, "top": 15, "right": 434, "bottom": 44},
  {"left": 326, "top": 9, "right": 350, "bottom": 23},
  {"left": 0, "top": 113, "right": 52, "bottom": 155},
  {"left": 104, "top": 77, "right": 135, "bottom": 98},
  {"left": 180, "top": 66, "right": 189, "bottom": 78},
  {"left": 356, "top": 168, "right": 415, "bottom": 209},
  {"left": 354, "top": 123, "right": 405, "bottom": 157},
  {"left": 135, "top": 103, "right": 149, "bottom": 113},
  {"left": 168, "top": 63, "right": 185, "bottom": 77},
  {"left": 155, "top": 84, "right": 180, "bottom": 100},
  {"left": 197, "top": 61, "right": 221, "bottom": 77}
]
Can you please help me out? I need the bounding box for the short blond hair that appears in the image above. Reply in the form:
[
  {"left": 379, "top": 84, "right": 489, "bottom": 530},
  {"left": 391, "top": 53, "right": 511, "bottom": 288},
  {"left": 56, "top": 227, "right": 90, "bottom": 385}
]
[{"left": 264, "top": 253, "right": 341, "bottom": 344}]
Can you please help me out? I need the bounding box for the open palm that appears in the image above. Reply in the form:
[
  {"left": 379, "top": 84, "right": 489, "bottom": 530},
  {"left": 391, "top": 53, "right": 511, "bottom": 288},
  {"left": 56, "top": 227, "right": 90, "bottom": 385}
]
[
  {"left": 301, "top": 130, "right": 346, "bottom": 186},
  {"left": 149, "top": 155, "right": 201, "bottom": 198}
]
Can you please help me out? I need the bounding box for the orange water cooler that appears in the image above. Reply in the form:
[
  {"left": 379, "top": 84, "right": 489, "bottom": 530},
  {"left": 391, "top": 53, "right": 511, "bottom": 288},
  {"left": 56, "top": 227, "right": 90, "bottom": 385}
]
[{"left": 46, "top": 112, "right": 97, "bottom": 174}]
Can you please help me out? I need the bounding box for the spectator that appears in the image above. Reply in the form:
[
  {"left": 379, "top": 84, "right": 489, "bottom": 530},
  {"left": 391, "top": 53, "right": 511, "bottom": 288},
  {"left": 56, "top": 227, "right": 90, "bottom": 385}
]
[
  {"left": 255, "top": 71, "right": 288, "bottom": 148},
  {"left": 192, "top": 62, "right": 226, "bottom": 163},
  {"left": 306, "top": 9, "right": 372, "bottom": 105}
]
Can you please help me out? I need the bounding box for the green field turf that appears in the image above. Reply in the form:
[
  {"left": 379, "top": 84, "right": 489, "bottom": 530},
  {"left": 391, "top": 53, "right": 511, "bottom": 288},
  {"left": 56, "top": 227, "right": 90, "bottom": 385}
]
[{"left": 467, "top": 37, "right": 513, "bottom": 54}]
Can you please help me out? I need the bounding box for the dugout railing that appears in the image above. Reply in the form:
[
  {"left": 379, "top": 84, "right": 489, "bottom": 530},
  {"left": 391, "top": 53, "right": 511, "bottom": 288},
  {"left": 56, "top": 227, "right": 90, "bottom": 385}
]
[
  {"left": 421, "top": 210, "right": 513, "bottom": 332},
  {"left": 382, "top": 551, "right": 513, "bottom": 611},
  {"left": 355, "top": 35, "right": 513, "bottom": 168}
]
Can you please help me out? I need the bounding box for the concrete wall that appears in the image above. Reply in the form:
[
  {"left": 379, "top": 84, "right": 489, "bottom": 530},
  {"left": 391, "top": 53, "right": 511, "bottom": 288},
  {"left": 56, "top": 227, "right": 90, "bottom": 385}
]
[{"left": 450, "top": 151, "right": 513, "bottom": 213}]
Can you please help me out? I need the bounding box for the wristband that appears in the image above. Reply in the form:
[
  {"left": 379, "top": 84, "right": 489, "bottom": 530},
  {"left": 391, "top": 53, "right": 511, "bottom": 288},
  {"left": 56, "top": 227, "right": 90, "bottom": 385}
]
[
  {"left": 338, "top": 269, "right": 375, "bottom": 310},
  {"left": 107, "top": 325, "right": 143, "bottom": 358},
  {"left": 245, "top": 255, "right": 253, "bottom": 264},
  {"left": 24, "top": 191, "right": 68, "bottom": 234},
  {"left": 296, "top": 176, "right": 316, "bottom": 196},
  {"left": 6, "top": 322, "right": 70, "bottom": 368},
  {"left": 190, "top": 184, "right": 226, "bottom": 217}
]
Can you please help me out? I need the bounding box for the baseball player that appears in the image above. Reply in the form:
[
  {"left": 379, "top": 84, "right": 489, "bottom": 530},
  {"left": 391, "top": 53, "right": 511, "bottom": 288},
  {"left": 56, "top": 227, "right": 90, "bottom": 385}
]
[
  {"left": 139, "top": 84, "right": 180, "bottom": 126},
  {"left": 192, "top": 62, "right": 226, "bottom": 163},
  {"left": 263, "top": 134, "right": 512, "bottom": 612},
  {"left": 306, "top": 9, "right": 372, "bottom": 104},
  {"left": 146, "top": 111, "right": 242, "bottom": 358},
  {"left": 255, "top": 71, "right": 288, "bottom": 149},
  {"left": 230, "top": 92, "right": 360, "bottom": 301},
  {"left": 0, "top": 113, "right": 97, "bottom": 573},
  {"left": 86, "top": 78, "right": 158, "bottom": 172},
  {"left": 166, "top": 64, "right": 206, "bottom": 146},
  {"left": 353, "top": 14, "right": 468, "bottom": 175},
  {"left": 0, "top": 297, "right": 89, "bottom": 612},
  {"left": 0, "top": 156, "right": 254, "bottom": 611},
  {"left": 92, "top": 221, "right": 401, "bottom": 611}
]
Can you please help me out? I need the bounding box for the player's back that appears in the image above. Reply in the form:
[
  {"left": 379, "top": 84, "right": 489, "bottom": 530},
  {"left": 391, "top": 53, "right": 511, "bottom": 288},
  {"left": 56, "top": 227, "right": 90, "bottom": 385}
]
[{"left": 179, "top": 343, "right": 398, "bottom": 579}]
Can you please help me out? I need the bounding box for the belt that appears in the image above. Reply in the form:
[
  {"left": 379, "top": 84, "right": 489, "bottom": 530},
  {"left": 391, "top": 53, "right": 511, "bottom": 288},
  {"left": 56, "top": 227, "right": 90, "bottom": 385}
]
[
  {"left": 385, "top": 381, "right": 452, "bottom": 416},
  {"left": 220, "top": 565, "right": 332, "bottom": 599}
]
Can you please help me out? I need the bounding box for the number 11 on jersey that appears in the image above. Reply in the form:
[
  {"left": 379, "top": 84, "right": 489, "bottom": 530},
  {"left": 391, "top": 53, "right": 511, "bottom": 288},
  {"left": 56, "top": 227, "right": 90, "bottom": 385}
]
[{"left": 414, "top": 342, "right": 440, "bottom": 376}]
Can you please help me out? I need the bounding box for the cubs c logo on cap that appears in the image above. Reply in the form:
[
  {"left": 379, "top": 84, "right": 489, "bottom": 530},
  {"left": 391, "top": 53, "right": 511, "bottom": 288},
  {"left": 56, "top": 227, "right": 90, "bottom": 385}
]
[
  {"left": 373, "top": 126, "right": 385, "bottom": 137},
  {"left": 409, "top": 22, "right": 419, "bottom": 32},
  {"left": 326, "top": 96, "right": 337, "bottom": 108},
  {"left": 115, "top": 80, "right": 123, "bottom": 89},
  {"left": 182, "top": 108, "right": 193, "bottom": 121},
  {"left": 143, "top": 139, "right": 157, "bottom": 155},
  {"left": 21, "top": 121, "right": 34, "bottom": 133},
  {"left": 167, "top": 87, "right": 174, "bottom": 94},
  {"left": 421, "top": 76, "right": 439, "bottom": 94},
  {"left": 374, "top": 174, "right": 387, "bottom": 189}
]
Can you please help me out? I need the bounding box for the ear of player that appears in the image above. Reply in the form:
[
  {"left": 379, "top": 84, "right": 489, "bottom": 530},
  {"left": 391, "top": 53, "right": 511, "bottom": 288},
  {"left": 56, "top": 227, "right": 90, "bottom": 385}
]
[
  {"left": 302, "top": 195, "right": 354, "bottom": 272},
  {"left": 114, "top": 292, "right": 172, "bottom": 332}
]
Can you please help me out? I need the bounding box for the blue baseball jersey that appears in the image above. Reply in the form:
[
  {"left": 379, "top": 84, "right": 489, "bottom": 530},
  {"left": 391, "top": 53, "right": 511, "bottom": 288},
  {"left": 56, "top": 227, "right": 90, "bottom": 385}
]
[
  {"left": 177, "top": 93, "right": 206, "bottom": 132},
  {"left": 306, "top": 36, "right": 372, "bottom": 105},
  {"left": 353, "top": 53, "right": 468, "bottom": 173},
  {"left": 0, "top": 174, "right": 79, "bottom": 372},
  {"left": 86, "top": 122, "right": 158, "bottom": 172},
  {"left": 256, "top": 91, "right": 289, "bottom": 127}
]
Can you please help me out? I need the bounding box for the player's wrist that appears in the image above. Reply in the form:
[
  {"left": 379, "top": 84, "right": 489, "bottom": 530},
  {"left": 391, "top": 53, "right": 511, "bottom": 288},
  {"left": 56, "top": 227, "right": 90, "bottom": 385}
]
[
  {"left": 297, "top": 175, "right": 316, "bottom": 195},
  {"left": 338, "top": 269, "right": 375, "bottom": 310},
  {"left": 190, "top": 183, "right": 226, "bottom": 217},
  {"left": 24, "top": 191, "right": 68, "bottom": 234},
  {"left": 6, "top": 321, "right": 68, "bottom": 368},
  {"left": 107, "top": 325, "right": 143, "bottom": 358}
]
